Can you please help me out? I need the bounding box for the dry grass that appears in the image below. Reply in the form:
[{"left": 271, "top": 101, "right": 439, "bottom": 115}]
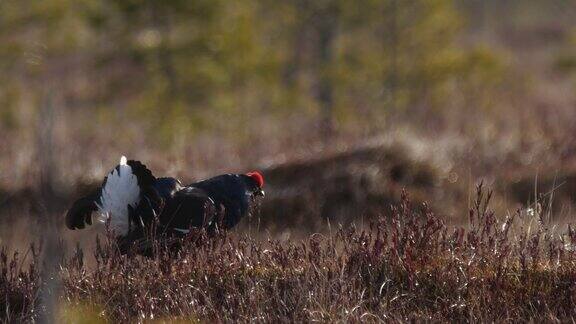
[{"left": 3, "top": 185, "right": 576, "bottom": 322}]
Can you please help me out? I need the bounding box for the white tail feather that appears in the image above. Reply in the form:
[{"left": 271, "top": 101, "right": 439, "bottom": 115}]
[{"left": 96, "top": 156, "right": 140, "bottom": 236}]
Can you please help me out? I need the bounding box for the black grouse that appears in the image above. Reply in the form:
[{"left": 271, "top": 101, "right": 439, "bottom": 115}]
[{"left": 65, "top": 157, "right": 265, "bottom": 254}]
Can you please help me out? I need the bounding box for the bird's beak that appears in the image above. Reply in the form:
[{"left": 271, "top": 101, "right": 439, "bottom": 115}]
[{"left": 255, "top": 188, "right": 265, "bottom": 197}]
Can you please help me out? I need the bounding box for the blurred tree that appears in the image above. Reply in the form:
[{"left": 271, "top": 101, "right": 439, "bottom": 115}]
[
  {"left": 0, "top": 0, "right": 507, "bottom": 146},
  {"left": 257, "top": 0, "right": 503, "bottom": 135}
]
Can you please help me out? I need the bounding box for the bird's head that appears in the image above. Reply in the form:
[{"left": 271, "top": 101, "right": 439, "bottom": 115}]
[{"left": 245, "top": 171, "right": 265, "bottom": 198}]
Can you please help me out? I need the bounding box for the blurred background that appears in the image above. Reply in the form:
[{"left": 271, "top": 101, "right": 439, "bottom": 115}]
[{"left": 1, "top": 0, "right": 576, "bottom": 245}]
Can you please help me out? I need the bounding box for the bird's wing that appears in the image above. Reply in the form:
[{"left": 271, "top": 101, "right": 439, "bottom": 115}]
[{"left": 160, "top": 187, "right": 218, "bottom": 234}]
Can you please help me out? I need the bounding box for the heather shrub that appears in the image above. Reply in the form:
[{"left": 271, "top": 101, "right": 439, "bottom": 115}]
[{"left": 3, "top": 185, "right": 576, "bottom": 322}]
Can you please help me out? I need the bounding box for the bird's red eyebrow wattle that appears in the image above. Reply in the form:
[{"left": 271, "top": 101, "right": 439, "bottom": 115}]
[{"left": 247, "top": 171, "right": 264, "bottom": 188}]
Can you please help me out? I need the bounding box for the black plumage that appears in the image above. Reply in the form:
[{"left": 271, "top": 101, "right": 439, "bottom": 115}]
[{"left": 65, "top": 159, "right": 265, "bottom": 255}]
